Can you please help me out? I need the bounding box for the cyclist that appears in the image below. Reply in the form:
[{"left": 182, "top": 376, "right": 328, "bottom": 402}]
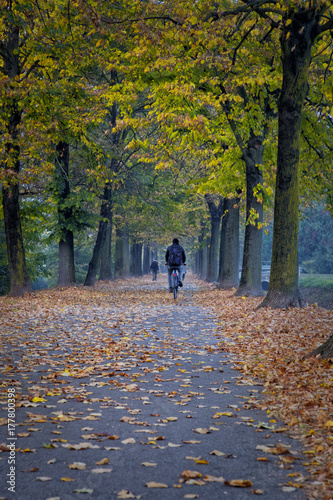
[
  {"left": 150, "top": 259, "right": 159, "bottom": 281},
  {"left": 165, "top": 238, "right": 186, "bottom": 292}
]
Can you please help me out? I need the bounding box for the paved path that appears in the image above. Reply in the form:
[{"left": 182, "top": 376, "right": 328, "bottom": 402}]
[{"left": 0, "top": 280, "right": 306, "bottom": 499}]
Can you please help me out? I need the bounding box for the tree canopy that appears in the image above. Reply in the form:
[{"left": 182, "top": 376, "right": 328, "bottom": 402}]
[{"left": 0, "top": 0, "right": 332, "bottom": 302}]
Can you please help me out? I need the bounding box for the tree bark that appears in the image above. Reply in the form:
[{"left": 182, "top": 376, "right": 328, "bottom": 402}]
[
  {"left": 195, "top": 221, "right": 206, "bottom": 276},
  {"left": 143, "top": 244, "right": 150, "bottom": 274},
  {"left": 123, "top": 231, "right": 130, "bottom": 276},
  {"left": 131, "top": 242, "right": 142, "bottom": 276},
  {"left": 114, "top": 227, "right": 124, "bottom": 279},
  {"left": 259, "top": 12, "right": 317, "bottom": 308},
  {"left": 99, "top": 207, "right": 113, "bottom": 280},
  {"left": 1, "top": 25, "right": 30, "bottom": 296},
  {"left": 56, "top": 142, "right": 76, "bottom": 286},
  {"left": 235, "top": 135, "right": 264, "bottom": 297},
  {"left": 306, "top": 334, "right": 333, "bottom": 360},
  {"left": 218, "top": 198, "right": 239, "bottom": 289},
  {"left": 84, "top": 184, "right": 112, "bottom": 286},
  {"left": 205, "top": 194, "right": 224, "bottom": 282}
]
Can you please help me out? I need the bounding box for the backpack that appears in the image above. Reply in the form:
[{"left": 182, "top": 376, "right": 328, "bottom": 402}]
[{"left": 169, "top": 245, "right": 182, "bottom": 266}]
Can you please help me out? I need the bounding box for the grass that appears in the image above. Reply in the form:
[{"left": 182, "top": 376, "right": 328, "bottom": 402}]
[{"left": 299, "top": 274, "right": 333, "bottom": 310}]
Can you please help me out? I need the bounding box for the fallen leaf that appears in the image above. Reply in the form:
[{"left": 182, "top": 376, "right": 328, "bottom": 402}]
[
  {"left": 203, "top": 475, "right": 225, "bottom": 483},
  {"left": 69, "top": 462, "right": 86, "bottom": 470},
  {"left": 117, "top": 491, "right": 135, "bottom": 499},
  {"left": 210, "top": 450, "right": 225, "bottom": 456},
  {"left": 227, "top": 479, "right": 253, "bottom": 487},
  {"left": 121, "top": 438, "right": 136, "bottom": 444},
  {"left": 145, "top": 481, "right": 168, "bottom": 488},
  {"left": 95, "top": 458, "right": 109, "bottom": 465},
  {"left": 181, "top": 470, "right": 202, "bottom": 479}
]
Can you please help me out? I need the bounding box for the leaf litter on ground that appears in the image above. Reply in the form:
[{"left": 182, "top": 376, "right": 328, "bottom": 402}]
[{"left": 0, "top": 274, "right": 332, "bottom": 499}]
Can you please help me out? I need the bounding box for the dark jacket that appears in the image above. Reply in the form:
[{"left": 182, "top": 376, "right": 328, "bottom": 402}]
[
  {"left": 150, "top": 260, "right": 159, "bottom": 272},
  {"left": 165, "top": 244, "right": 186, "bottom": 266}
]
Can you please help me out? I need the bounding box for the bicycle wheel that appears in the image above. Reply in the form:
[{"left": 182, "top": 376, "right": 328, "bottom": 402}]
[{"left": 173, "top": 273, "right": 178, "bottom": 299}]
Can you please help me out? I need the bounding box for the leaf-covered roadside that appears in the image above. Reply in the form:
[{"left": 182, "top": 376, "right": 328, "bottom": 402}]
[{"left": 199, "top": 287, "right": 333, "bottom": 499}]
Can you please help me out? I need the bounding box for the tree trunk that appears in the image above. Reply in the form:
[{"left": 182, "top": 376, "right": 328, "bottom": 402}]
[
  {"left": 205, "top": 194, "right": 224, "bottom": 282},
  {"left": 306, "top": 335, "right": 333, "bottom": 360},
  {"left": 1, "top": 24, "right": 31, "bottom": 296},
  {"left": 56, "top": 142, "right": 76, "bottom": 286},
  {"left": 195, "top": 221, "right": 206, "bottom": 276},
  {"left": 114, "top": 227, "right": 124, "bottom": 279},
  {"left": 99, "top": 207, "right": 113, "bottom": 280},
  {"left": 123, "top": 231, "right": 130, "bottom": 276},
  {"left": 143, "top": 244, "right": 150, "bottom": 274},
  {"left": 259, "top": 13, "right": 316, "bottom": 308},
  {"left": 218, "top": 198, "right": 239, "bottom": 289},
  {"left": 235, "top": 135, "right": 264, "bottom": 297},
  {"left": 131, "top": 243, "right": 142, "bottom": 276},
  {"left": 84, "top": 184, "right": 112, "bottom": 286},
  {"left": 2, "top": 181, "right": 31, "bottom": 297}
]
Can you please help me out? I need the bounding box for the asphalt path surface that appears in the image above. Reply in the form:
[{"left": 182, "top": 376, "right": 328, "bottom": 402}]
[{"left": 0, "top": 279, "right": 306, "bottom": 500}]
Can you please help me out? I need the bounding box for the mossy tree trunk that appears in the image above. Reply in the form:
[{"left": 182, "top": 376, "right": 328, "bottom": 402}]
[
  {"left": 84, "top": 184, "right": 112, "bottom": 287},
  {"left": 235, "top": 134, "right": 265, "bottom": 297},
  {"left": 56, "top": 142, "right": 76, "bottom": 286},
  {"left": 218, "top": 198, "right": 239, "bottom": 289},
  {"left": 205, "top": 193, "right": 224, "bottom": 282},
  {"left": 259, "top": 10, "right": 318, "bottom": 308},
  {"left": 1, "top": 24, "right": 30, "bottom": 296}
]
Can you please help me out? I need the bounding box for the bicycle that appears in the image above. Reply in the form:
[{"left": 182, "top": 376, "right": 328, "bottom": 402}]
[{"left": 171, "top": 267, "right": 180, "bottom": 299}]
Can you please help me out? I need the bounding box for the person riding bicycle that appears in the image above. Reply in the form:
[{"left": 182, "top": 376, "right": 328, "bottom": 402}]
[
  {"left": 150, "top": 259, "right": 159, "bottom": 281},
  {"left": 165, "top": 238, "right": 186, "bottom": 292}
]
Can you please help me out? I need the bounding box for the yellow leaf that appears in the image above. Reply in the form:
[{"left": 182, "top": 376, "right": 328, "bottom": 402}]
[
  {"left": 288, "top": 417, "right": 299, "bottom": 426},
  {"left": 228, "top": 479, "right": 253, "bottom": 487},
  {"left": 32, "top": 397, "right": 47, "bottom": 403}
]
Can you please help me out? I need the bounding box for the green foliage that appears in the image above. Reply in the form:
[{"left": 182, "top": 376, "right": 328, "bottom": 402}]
[{"left": 299, "top": 202, "right": 333, "bottom": 274}]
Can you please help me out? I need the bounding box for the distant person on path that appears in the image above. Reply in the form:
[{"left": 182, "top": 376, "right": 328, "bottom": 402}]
[
  {"left": 150, "top": 259, "right": 159, "bottom": 281},
  {"left": 165, "top": 238, "right": 186, "bottom": 292}
]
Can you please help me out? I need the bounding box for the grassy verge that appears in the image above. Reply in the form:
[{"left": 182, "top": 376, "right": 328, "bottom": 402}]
[{"left": 300, "top": 274, "right": 333, "bottom": 310}]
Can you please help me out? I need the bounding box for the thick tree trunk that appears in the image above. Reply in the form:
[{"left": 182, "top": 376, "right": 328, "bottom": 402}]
[
  {"left": 205, "top": 194, "right": 224, "bottom": 282},
  {"left": 56, "top": 142, "right": 76, "bottom": 286},
  {"left": 235, "top": 136, "right": 264, "bottom": 297},
  {"left": 218, "top": 198, "right": 239, "bottom": 289},
  {"left": 84, "top": 184, "right": 112, "bottom": 287},
  {"left": 99, "top": 208, "right": 113, "bottom": 280},
  {"left": 306, "top": 335, "right": 333, "bottom": 360},
  {"left": 259, "top": 13, "right": 316, "bottom": 308},
  {"left": 2, "top": 181, "right": 31, "bottom": 297},
  {"left": 2, "top": 25, "right": 31, "bottom": 296}
]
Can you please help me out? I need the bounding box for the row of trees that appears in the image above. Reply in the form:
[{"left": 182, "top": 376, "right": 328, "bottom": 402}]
[{"left": 1, "top": 1, "right": 332, "bottom": 307}]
